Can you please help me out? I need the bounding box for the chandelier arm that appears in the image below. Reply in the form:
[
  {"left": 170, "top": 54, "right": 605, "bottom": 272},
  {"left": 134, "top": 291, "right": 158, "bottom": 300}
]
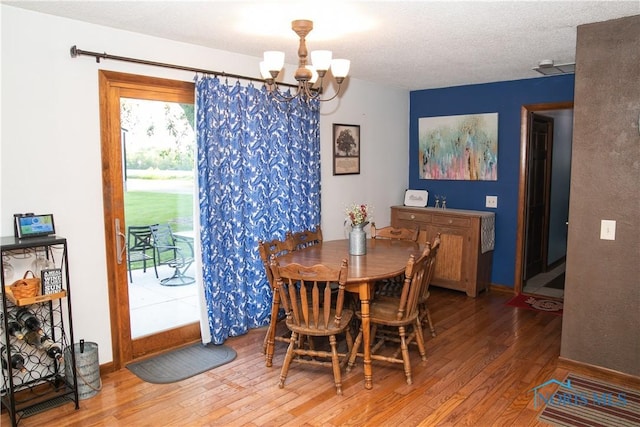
[
  {"left": 269, "top": 82, "right": 302, "bottom": 102},
  {"left": 316, "top": 84, "right": 343, "bottom": 102}
]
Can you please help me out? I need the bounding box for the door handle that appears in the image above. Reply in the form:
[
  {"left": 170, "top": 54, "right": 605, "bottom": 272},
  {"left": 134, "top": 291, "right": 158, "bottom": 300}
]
[{"left": 115, "top": 218, "right": 126, "bottom": 264}]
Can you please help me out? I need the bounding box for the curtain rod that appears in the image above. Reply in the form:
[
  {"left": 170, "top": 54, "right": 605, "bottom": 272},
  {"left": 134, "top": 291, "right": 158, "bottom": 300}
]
[{"left": 69, "top": 45, "right": 297, "bottom": 88}]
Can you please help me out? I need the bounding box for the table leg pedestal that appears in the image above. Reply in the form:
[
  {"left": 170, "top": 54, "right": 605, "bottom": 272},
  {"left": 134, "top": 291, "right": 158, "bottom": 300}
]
[
  {"left": 360, "top": 297, "right": 372, "bottom": 389},
  {"left": 357, "top": 282, "right": 373, "bottom": 390}
]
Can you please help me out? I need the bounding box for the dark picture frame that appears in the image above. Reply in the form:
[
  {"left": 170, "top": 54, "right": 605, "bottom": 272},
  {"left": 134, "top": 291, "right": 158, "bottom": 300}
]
[{"left": 333, "top": 124, "right": 361, "bottom": 175}]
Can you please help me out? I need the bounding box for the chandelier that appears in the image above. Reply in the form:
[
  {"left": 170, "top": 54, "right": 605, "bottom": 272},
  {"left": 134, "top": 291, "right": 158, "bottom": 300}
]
[{"left": 259, "top": 19, "right": 350, "bottom": 102}]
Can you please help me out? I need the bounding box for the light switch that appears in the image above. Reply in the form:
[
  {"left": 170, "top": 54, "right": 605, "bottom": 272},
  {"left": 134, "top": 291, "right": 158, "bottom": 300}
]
[
  {"left": 486, "top": 196, "right": 498, "bottom": 208},
  {"left": 600, "top": 220, "right": 616, "bottom": 240}
]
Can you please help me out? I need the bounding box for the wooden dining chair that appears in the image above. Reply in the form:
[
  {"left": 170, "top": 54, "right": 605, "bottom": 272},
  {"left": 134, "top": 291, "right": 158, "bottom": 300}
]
[
  {"left": 371, "top": 222, "right": 419, "bottom": 242},
  {"left": 347, "top": 250, "right": 429, "bottom": 385},
  {"left": 418, "top": 234, "right": 441, "bottom": 338},
  {"left": 376, "top": 238, "right": 441, "bottom": 356},
  {"left": 287, "top": 225, "right": 323, "bottom": 251},
  {"left": 258, "top": 237, "right": 292, "bottom": 366},
  {"left": 269, "top": 256, "right": 353, "bottom": 395},
  {"left": 371, "top": 222, "right": 419, "bottom": 298}
]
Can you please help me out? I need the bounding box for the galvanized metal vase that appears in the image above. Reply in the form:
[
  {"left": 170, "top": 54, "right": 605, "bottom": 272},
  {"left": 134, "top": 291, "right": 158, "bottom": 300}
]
[{"left": 349, "top": 222, "right": 368, "bottom": 255}]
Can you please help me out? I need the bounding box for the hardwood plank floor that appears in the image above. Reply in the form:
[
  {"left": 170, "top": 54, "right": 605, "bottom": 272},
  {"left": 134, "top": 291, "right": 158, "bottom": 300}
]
[{"left": 1, "top": 287, "right": 630, "bottom": 426}]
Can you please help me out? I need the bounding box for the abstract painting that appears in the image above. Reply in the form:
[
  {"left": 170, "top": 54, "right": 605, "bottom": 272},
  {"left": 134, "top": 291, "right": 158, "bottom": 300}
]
[{"left": 419, "top": 113, "right": 498, "bottom": 180}]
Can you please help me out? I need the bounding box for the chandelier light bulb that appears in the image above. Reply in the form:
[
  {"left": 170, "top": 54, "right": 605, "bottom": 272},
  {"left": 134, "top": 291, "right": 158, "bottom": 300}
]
[
  {"left": 331, "top": 59, "right": 351, "bottom": 79},
  {"left": 311, "top": 50, "right": 332, "bottom": 72},
  {"left": 263, "top": 51, "right": 285, "bottom": 74},
  {"left": 259, "top": 61, "right": 271, "bottom": 80}
]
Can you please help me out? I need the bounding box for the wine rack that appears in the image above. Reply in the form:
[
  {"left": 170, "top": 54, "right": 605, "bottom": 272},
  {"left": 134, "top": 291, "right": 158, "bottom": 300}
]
[{"left": 1, "top": 236, "right": 78, "bottom": 427}]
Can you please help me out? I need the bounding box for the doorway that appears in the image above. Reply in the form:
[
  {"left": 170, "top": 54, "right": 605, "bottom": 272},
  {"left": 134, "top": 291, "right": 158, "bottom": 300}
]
[
  {"left": 515, "top": 102, "right": 573, "bottom": 298},
  {"left": 99, "top": 70, "right": 201, "bottom": 369}
]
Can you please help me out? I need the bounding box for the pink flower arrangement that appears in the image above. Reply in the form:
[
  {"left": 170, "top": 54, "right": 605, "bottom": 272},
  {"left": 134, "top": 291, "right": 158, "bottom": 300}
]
[{"left": 345, "top": 203, "right": 372, "bottom": 226}]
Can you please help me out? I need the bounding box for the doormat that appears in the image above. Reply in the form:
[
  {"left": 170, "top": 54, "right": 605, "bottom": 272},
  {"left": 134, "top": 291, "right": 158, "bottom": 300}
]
[
  {"left": 545, "top": 273, "right": 566, "bottom": 289},
  {"left": 538, "top": 374, "right": 640, "bottom": 426},
  {"left": 506, "top": 293, "right": 563, "bottom": 315},
  {"left": 127, "top": 343, "right": 236, "bottom": 384}
]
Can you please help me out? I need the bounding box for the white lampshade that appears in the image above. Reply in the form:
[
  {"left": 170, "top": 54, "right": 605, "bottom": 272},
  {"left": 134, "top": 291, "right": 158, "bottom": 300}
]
[
  {"left": 263, "top": 51, "right": 285, "bottom": 73},
  {"left": 331, "top": 59, "right": 350, "bottom": 78},
  {"left": 259, "top": 61, "right": 271, "bottom": 79},
  {"left": 311, "top": 50, "right": 332, "bottom": 72},
  {"left": 305, "top": 65, "right": 319, "bottom": 84}
]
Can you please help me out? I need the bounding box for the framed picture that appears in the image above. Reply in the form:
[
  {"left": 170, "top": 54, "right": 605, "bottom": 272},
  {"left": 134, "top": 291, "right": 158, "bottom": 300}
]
[
  {"left": 41, "top": 268, "right": 63, "bottom": 295},
  {"left": 333, "top": 123, "right": 360, "bottom": 175},
  {"left": 418, "top": 113, "right": 498, "bottom": 180}
]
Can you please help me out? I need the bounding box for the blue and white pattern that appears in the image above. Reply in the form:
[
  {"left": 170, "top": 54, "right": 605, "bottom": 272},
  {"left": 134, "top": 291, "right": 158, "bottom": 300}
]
[{"left": 195, "top": 77, "right": 320, "bottom": 344}]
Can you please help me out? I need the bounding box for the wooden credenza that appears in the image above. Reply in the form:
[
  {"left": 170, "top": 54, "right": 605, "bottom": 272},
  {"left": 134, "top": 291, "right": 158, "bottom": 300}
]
[{"left": 390, "top": 206, "right": 495, "bottom": 297}]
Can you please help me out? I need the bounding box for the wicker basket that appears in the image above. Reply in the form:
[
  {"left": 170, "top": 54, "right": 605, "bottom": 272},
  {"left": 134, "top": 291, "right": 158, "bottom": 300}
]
[{"left": 10, "top": 271, "right": 41, "bottom": 299}]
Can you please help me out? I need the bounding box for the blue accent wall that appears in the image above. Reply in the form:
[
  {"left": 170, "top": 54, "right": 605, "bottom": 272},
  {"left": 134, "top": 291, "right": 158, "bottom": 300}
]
[{"left": 409, "top": 75, "right": 575, "bottom": 287}]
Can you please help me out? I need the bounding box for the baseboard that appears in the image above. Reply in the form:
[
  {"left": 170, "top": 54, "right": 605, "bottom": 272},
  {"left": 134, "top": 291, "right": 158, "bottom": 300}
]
[
  {"left": 99, "top": 361, "right": 116, "bottom": 376},
  {"left": 489, "top": 283, "right": 515, "bottom": 294},
  {"left": 557, "top": 356, "right": 640, "bottom": 388}
]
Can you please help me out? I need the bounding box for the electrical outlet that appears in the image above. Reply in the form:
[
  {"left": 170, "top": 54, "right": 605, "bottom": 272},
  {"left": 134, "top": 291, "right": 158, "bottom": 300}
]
[
  {"left": 600, "top": 220, "right": 616, "bottom": 240},
  {"left": 486, "top": 196, "right": 498, "bottom": 208}
]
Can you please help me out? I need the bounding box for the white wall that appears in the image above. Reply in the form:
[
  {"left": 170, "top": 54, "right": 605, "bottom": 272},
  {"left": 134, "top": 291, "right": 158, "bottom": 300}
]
[{"left": 0, "top": 5, "right": 409, "bottom": 363}]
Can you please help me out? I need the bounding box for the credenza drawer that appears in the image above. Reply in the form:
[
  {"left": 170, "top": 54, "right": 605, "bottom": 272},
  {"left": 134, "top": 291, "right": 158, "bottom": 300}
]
[
  {"left": 430, "top": 215, "right": 471, "bottom": 228},
  {"left": 395, "top": 210, "right": 432, "bottom": 223}
]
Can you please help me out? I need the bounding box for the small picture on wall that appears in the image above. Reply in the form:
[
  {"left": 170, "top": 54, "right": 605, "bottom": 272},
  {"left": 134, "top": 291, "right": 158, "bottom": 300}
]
[
  {"left": 419, "top": 113, "right": 498, "bottom": 180},
  {"left": 333, "top": 123, "right": 360, "bottom": 175}
]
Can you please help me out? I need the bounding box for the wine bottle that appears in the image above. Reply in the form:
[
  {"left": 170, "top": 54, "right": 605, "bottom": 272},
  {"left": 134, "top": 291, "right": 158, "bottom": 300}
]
[
  {"left": 7, "top": 316, "right": 25, "bottom": 340},
  {"left": 39, "top": 335, "right": 64, "bottom": 363},
  {"left": 1, "top": 345, "right": 27, "bottom": 373},
  {"left": 16, "top": 307, "right": 44, "bottom": 335},
  {"left": 23, "top": 330, "right": 43, "bottom": 348}
]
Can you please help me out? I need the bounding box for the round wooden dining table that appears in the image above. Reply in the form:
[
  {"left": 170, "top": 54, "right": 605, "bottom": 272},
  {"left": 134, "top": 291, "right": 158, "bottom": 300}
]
[{"left": 271, "top": 238, "right": 425, "bottom": 389}]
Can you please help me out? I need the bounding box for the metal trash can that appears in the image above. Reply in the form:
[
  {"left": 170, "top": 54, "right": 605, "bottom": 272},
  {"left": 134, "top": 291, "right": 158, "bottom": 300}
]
[{"left": 65, "top": 339, "right": 101, "bottom": 400}]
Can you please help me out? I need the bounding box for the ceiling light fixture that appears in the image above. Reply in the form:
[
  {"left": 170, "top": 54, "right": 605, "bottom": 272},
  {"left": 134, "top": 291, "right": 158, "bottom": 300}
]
[
  {"left": 259, "top": 19, "right": 350, "bottom": 102},
  {"left": 533, "top": 59, "right": 576, "bottom": 76}
]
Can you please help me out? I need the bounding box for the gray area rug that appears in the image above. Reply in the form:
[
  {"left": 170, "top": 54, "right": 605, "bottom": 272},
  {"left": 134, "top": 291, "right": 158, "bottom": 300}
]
[{"left": 127, "top": 343, "right": 236, "bottom": 384}]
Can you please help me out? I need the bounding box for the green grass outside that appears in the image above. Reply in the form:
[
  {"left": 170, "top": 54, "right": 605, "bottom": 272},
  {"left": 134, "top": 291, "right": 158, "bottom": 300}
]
[
  {"left": 125, "top": 191, "right": 194, "bottom": 271},
  {"left": 125, "top": 191, "right": 193, "bottom": 231}
]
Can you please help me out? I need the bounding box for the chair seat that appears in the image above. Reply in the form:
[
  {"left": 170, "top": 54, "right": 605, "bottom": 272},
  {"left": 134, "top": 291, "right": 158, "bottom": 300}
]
[
  {"left": 356, "top": 300, "right": 419, "bottom": 327},
  {"left": 129, "top": 252, "right": 154, "bottom": 262},
  {"left": 287, "top": 309, "right": 354, "bottom": 337}
]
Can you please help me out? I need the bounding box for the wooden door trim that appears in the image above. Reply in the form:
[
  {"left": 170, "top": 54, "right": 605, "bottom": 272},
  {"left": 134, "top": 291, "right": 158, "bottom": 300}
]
[
  {"left": 515, "top": 101, "right": 573, "bottom": 294},
  {"left": 98, "top": 70, "right": 196, "bottom": 369}
]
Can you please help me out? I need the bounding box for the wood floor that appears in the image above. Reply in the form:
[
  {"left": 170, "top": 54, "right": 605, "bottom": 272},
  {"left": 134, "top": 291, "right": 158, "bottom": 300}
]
[{"left": 1, "top": 287, "right": 629, "bottom": 426}]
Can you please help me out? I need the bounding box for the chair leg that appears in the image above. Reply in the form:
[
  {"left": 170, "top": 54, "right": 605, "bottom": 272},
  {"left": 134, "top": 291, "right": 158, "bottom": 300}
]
[
  {"left": 329, "top": 334, "right": 343, "bottom": 395},
  {"left": 347, "top": 326, "right": 363, "bottom": 372},
  {"left": 413, "top": 318, "right": 428, "bottom": 362},
  {"left": 278, "top": 331, "right": 297, "bottom": 389},
  {"left": 264, "top": 289, "right": 281, "bottom": 367},
  {"left": 424, "top": 306, "right": 437, "bottom": 337},
  {"left": 398, "top": 326, "right": 413, "bottom": 385}
]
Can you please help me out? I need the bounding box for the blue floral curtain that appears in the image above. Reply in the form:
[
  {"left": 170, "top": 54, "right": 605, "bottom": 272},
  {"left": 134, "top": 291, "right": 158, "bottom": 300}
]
[{"left": 195, "top": 77, "right": 320, "bottom": 344}]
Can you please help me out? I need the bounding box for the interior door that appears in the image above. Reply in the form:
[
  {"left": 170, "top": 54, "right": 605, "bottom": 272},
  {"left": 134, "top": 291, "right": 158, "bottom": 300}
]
[
  {"left": 524, "top": 113, "right": 554, "bottom": 280},
  {"left": 98, "top": 70, "right": 200, "bottom": 369}
]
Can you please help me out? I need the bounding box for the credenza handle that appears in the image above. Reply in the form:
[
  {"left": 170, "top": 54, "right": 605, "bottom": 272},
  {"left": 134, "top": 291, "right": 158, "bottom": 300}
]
[
  {"left": 448, "top": 219, "right": 453, "bottom": 224},
  {"left": 410, "top": 214, "right": 415, "bottom": 220}
]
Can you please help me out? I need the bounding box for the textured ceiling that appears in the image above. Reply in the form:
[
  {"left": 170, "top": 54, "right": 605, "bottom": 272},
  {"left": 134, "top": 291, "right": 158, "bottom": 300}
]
[{"left": 4, "top": 1, "right": 639, "bottom": 90}]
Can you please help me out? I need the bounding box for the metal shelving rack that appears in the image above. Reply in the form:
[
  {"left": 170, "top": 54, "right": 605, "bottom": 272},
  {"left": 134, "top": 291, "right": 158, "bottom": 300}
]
[{"left": 1, "top": 236, "right": 79, "bottom": 426}]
